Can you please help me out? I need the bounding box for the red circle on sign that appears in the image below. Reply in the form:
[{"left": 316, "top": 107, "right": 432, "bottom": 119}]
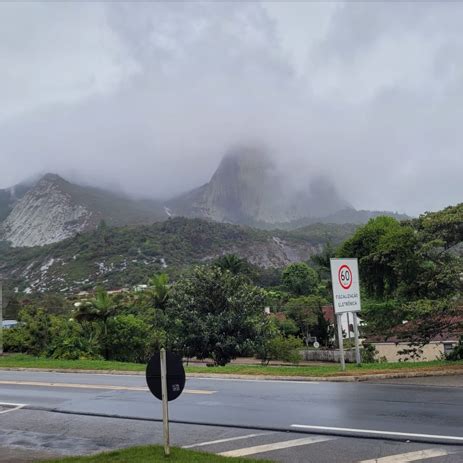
[{"left": 338, "top": 265, "right": 353, "bottom": 290}]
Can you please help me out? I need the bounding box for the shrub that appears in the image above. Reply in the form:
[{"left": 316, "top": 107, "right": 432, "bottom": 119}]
[
  {"left": 256, "top": 335, "right": 303, "bottom": 365},
  {"left": 446, "top": 336, "right": 463, "bottom": 361},
  {"left": 105, "top": 315, "right": 152, "bottom": 363},
  {"left": 3, "top": 326, "right": 27, "bottom": 353},
  {"left": 48, "top": 318, "right": 101, "bottom": 360},
  {"left": 361, "top": 342, "right": 378, "bottom": 363}
]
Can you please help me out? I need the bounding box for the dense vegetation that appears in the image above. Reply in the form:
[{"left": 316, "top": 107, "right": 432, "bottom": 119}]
[
  {"left": 4, "top": 263, "right": 330, "bottom": 365},
  {"left": 337, "top": 204, "right": 463, "bottom": 357},
  {"left": 0, "top": 218, "right": 357, "bottom": 293},
  {"left": 2, "top": 203, "right": 462, "bottom": 364}
]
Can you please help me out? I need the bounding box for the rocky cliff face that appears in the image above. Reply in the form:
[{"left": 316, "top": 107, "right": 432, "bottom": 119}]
[
  {"left": 0, "top": 174, "right": 167, "bottom": 247},
  {"left": 167, "top": 146, "right": 350, "bottom": 225},
  {"left": 1, "top": 174, "right": 95, "bottom": 247}
]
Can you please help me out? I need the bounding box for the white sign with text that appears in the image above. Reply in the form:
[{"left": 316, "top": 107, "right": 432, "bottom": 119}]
[{"left": 330, "top": 258, "right": 361, "bottom": 314}]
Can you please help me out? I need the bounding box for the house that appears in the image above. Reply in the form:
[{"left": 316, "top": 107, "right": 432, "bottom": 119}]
[
  {"left": 322, "top": 304, "right": 359, "bottom": 339},
  {"left": 2, "top": 320, "right": 18, "bottom": 329},
  {"left": 367, "top": 314, "right": 463, "bottom": 362}
]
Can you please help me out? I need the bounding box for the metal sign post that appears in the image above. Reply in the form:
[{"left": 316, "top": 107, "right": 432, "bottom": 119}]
[
  {"left": 336, "top": 314, "right": 345, "bottom": 371},
  {"left": 353, "top": 312, "right": 361, "bottom": 364},
  {"left": 160, "top": 348, "right": 170, "bottom": 456},
  {"left": 146, "top": 349, "right": 185, "bottom": 457},
  {"left": 346, "top": 312, "right": 352, "bottom": 343}
]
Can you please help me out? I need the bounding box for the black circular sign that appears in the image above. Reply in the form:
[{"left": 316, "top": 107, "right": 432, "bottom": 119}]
[{"left": 146, "top": 351, "right": 186, "bottom": 402}]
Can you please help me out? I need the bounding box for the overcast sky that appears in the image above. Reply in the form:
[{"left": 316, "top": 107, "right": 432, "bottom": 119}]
[{"left": 1, "top": 1, "right": 462, "bottom": 215}]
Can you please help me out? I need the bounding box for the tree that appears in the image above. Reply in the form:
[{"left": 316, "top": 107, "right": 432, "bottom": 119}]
[
  {"left": 339, "top": 214, "right": 462, "bottom": 301},
  {"left": 215, "top": 254, "right": 250, "bottom": 276},
  {"left": 105, "top": 315, "right": 152, "bottom": 363},
  {"left": 411, "top": 203, "right": 463, "bottom": 251},
  {"left": 311, "top": 242, "right": 336, "bottom": 279},
  {"left": 147, "top": 273, "right": 170, "bottom": 310},
  {"left": 338, "top": 216, "right": 414, "bottom": 299},
  {"left": 340, "top": 211, "right": 463, "bottom": 349},
  {"left": 166, "top": 266, "right": 268, "bottom": 365},
  {"left": 7, "top": 308, "right": 52, "bottom": 356},
  {"left": 282, "top": 263, "right": 319, "bottom": 296},
  {"left": 73, "top": 287, "right": 119, "bottom": 359},
  {"left": 285, "top": 296, "right": 321, "bottom": 348}
]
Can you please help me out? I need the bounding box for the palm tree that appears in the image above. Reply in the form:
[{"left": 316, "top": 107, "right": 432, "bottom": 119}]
[
  {"left": 148, "top": 273, "right": 170, "bottom": 310},
  {"left": 216, "top": 254, "right": 248, "bottom": 275},
  {"left": 73, "top": 287, "right": 118, "bottom": 359}
]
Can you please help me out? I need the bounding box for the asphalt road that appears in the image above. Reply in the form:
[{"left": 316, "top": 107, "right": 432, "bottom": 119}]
[{"left": 1, "top": 370, "right": 463, "bottom": 462}]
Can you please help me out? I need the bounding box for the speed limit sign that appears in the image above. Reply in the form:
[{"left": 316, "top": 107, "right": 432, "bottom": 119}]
[
  {"left": 330, "top": 258, "right": 361, "bottom": 314},
  {"left": 338, "top": 265, "right": 353, "bottom": 290}
]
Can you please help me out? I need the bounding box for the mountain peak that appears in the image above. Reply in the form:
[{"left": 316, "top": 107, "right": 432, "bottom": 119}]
[
  {"left": 221, "top": 145, "right": 271, "bottom": 163},
  {"left": 40, "top": 173, "right": 67, "bottom": 184},
  {"left": 215, "top": 146, "right": 273, "bottom": 177},
  {"left": 167, "top": 146, "right": 349, "bottom": 225}
]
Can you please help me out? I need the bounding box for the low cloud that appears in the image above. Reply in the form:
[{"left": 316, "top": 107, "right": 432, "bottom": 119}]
[{"left": 1, "top": 2, "right": 462, "bottom": 215}]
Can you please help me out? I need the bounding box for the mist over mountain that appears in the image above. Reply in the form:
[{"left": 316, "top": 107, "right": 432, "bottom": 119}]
[
  {"left": 0, "top": 146, "right": 408, "bottom": 248},
  {"left": 167, "top": 146, "right": 351, "bottom": 225},
  {"left": 2, "top": 3, "right": 463, "bottom": 215}
]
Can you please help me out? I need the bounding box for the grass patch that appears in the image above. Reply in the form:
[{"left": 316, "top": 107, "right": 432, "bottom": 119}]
[
  {"left": 2, "top": 354, "right": 463, "bottom": 378},
  {"left": 42, "top": 445, "right": 269, "bottom": 462},
  {"left": 0, "top": 354, "right": 145, "bottom": 372},
  {"left": 186, "top": 360, "right": 463, "bottom": 377}
]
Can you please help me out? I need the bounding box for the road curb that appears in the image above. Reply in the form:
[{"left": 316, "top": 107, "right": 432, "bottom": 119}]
[{"left": 0, "top": 366, "right": 462, "bottom": 382}]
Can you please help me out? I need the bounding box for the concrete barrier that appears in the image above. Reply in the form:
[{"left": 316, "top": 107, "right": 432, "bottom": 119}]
[{"left": 301, "top": 349, "right": 357, "bottom": 363}]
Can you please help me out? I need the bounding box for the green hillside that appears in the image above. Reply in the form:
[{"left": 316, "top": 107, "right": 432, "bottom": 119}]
[{"left": 0, "top": 218, "right": 357, "bottom": 293}]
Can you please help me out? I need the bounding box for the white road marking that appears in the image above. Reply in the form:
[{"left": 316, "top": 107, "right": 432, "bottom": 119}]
[
  {"left": 0, "top": 370, "right": 320, "bottom": 384},
  {"left": 182, "top": 432, "right": 274, "bottom": 449},
  {"left": 359, "top": 448, "right": 450, "bottom": 462},
  {"left": 193, "top": 377, "right": 319, "bottom": 384},
  {"left": 218, "top": 436, "right": 334, "bottom": 457},
  {"left": 0, "top": 380, "right": 215, "bottom": 395},
  {"left": 292, "top": 424, "right": 463, "bottom": 442},
  {"left": 0, "top": 402, "right": 26, "bottom": 414}
]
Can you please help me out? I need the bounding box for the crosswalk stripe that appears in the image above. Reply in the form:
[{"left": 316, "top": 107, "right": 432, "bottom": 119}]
[
  {"left": 0, "top": 402, "right": 26, "bottom": 414},
  {"left": 218, "top": 436, "right": 334, "bottom": 457},
  {"left": 291, "top": 424, "right": 463, "bottom": 443},
  {"left": 358, "top": 448, "right": 449, "bottom": 463},
  {"left": 182, "top": 432, "right": 274, "bottom": 449}
]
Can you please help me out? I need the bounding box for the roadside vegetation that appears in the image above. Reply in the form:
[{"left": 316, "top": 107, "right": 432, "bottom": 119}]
[
  {"left": 42, "top": 445, "right": 269, "bottom": 463},
  {"left": 2, "top": 204, "right": 462, "bottom": 368},
  {"left": 1, "top": 354, "right": 463, "bottom": 378}
]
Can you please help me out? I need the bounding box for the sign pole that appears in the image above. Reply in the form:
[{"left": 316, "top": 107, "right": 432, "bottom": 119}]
[
  {"left": 346, "top": 312, "right": 351, "bottom": 343},
  {"left": 160, "top": 348, "right": 170, "bottom": 456},
  {"left": 336, "top": 314, "right": 345, "bottom": 371},
  {"left": 353, "top": 312, "right": 361, "bottom": 365}
]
